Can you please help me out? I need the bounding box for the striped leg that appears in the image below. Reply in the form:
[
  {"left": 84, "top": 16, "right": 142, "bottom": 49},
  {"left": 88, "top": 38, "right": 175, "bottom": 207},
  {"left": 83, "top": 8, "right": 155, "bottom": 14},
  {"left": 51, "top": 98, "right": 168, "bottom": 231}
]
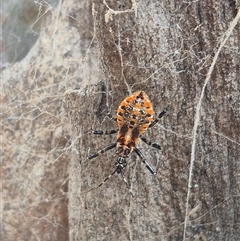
[
  {"left": 140, "top": 107, "right": 168, "bottom": 150},
  {"left": 140, "top": 136, "right": 161, "bottom": 150},
  {"left": 134, "top": 148, "right": 156, "bottom": 175},
  {"left": 91, "top": 129, "right": 118, "bottom": 135},
  {"left": 88, "top": 143, "right": 117, "bottom": 159},
  {"left": 149, "top": 108, "right": 168, "bottom": 128},
  {"left": 84, "top": 165, "right": 131, "bottom": 195},
  {"left": 84, "top": 164, "right": 130, "bottom": 193}
]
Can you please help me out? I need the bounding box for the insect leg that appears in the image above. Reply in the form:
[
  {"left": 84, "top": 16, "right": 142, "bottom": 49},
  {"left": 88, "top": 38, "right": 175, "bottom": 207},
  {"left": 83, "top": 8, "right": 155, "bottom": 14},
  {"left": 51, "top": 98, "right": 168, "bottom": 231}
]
[
  {"left": 88, "top": 143, "right": 117, "bottom": 159},
  {"left": 149, "top": 108, "right": 168, "bottom": 128},
  {"left": 140, "top": 136, "right": 161, "bottom": 150},
  {"left": 91, "top": 129, "right": 118, "bottom": 135},
  {"left": 134, "top": 148, "right": 156, "bottom": 175}
]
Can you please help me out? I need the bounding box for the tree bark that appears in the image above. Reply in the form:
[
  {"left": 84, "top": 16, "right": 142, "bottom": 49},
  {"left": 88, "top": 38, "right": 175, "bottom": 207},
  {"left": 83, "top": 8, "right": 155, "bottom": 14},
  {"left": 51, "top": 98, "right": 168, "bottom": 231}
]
[
  {"left": 3, "top": 0, "right": 240, "bottom": 241},
  {"left": 65, "top": 1, "right": 240, "bottom": 240}
]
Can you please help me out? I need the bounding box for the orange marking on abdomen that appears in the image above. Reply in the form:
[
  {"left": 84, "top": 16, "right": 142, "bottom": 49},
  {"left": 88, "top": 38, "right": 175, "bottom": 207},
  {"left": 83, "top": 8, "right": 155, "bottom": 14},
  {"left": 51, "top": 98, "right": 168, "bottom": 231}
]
[
  {"left": 117, "top": 91, "right": 154, "bottom": 135},
  {"left": 115, "top": 91, "right": 155, "bottom": 158}
]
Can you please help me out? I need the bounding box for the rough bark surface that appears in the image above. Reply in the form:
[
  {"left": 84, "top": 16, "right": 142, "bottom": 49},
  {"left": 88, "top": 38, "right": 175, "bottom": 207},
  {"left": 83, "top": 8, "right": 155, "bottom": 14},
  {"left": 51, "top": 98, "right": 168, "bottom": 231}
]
[
  {"left": 66, "top": 1, "right": 240, "bottom": 241},
  {"left": 2, "top": 0, "right": 240, "bottom": 241},
  {"left": 2, "top": 1, "right": 99, "bottom": 241}
]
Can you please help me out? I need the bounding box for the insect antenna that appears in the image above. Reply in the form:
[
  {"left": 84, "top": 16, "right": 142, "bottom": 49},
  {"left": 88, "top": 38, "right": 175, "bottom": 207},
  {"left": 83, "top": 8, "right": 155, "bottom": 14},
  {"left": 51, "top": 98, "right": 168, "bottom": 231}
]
[
  {"left": 83, "top": 168, "right": 118, "bottom": 193},
  {"left": 83, "top": 166, "right": 162, "bottom": 222},
  {"left": 121, "top": 172, "right": 162, "bottom": 221}
]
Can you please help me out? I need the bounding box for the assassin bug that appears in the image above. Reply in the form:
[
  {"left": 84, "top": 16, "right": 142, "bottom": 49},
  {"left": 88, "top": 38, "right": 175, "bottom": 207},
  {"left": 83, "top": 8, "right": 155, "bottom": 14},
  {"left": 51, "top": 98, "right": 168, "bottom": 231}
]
[{"left": 87, "top": 91, "right": 167, "bottom": 189}]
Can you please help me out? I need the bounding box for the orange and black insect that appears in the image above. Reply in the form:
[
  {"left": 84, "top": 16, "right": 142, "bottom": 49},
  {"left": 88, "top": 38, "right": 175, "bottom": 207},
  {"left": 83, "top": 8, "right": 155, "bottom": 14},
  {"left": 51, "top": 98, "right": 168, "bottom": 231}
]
[{"left": 88, "top": 91, "right": 167, "bottom": 187}]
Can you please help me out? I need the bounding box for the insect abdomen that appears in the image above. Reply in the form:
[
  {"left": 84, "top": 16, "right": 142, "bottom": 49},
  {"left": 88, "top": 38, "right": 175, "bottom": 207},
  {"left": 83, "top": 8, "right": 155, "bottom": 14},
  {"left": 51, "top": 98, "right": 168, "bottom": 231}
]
[{"left": 117, "top": 91, "right": 154, "bottom": 135}]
